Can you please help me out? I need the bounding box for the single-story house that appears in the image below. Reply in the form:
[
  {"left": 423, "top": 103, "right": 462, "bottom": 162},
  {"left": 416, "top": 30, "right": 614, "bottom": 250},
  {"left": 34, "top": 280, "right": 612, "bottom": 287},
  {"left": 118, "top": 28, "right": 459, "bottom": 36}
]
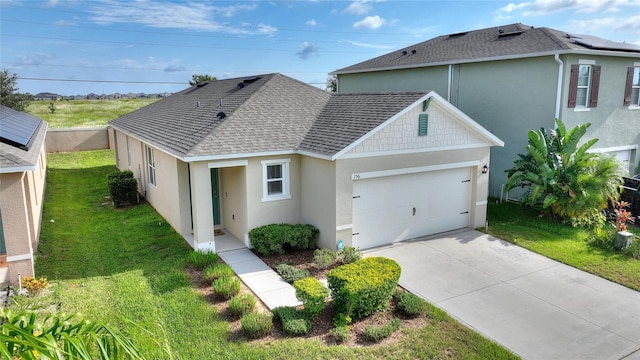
[
  {"left": 0, "top": 105, "right": 48, "bottom": 284},
  {"left": 109, "top": 74, "right": 503, "bottom": 252}
]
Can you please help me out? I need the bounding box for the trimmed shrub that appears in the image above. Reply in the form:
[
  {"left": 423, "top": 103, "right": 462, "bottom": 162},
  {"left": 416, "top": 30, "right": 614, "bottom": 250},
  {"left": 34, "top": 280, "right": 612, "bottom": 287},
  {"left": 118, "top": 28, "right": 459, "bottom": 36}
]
[
  {"left": 189, "top": 251, "right": 219, "bottom": 270},
  {"left": 328, "top": 257, "right": 401, "bottom": 319},
  {"left": 313, "top": 248, "right": 336, "bottom": 269},
  {"left": 275, "top": 263, "right": 310, "bottom": 283},
  {"left": 339, "top": 246, "right": 362, "bottom": 264},
  {"left": 212, "top": 277, "right": 241, "bottom": 299},
  {"left": 229, "top": 293, "right": 256, "bottom": 317},
  {"left": 395, "top": 291, "right": 427, "bottom": 317},
  {"left": 363, "top": 318, "right": 400, "bottom": 342},
  {"left": 293, "top": 277, "right": 329, "bottom": 321},
  {"left": 248, "top": 224, "right": 319, "bottom": 255},
  {"left": 108, "top": 170, "right": 138, "bottom": 207},
  {"left": 272, "top": 306, "right": 311, "bottom": 336},
  {"left": 331, "top": 325, "right": 350, "bottom": 344},
  {"left": 203, "top": 263, "right": 235, "bottom": 282},
  {"left": 241, "top": 312, "right": 273, "bottom": 339}
]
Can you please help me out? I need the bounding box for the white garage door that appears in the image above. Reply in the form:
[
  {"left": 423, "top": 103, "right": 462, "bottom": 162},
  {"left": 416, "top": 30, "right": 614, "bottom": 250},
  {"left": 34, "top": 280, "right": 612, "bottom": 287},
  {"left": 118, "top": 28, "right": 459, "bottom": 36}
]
[{"left": 352, "top": 167, "right": 471, "bottom": 249}]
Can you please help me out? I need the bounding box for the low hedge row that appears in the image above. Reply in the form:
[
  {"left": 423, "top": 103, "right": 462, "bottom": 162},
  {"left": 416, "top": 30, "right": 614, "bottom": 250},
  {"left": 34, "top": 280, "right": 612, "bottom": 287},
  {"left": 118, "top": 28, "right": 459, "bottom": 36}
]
[
  {"left": 108, "top": 170, "right": 138, "bottom": 207},
  {"left": 328, "top": 257, "right": 401, "bottom": 320},
  {"left": 248, "top": 224, "right": 318, "bottom": 255}
]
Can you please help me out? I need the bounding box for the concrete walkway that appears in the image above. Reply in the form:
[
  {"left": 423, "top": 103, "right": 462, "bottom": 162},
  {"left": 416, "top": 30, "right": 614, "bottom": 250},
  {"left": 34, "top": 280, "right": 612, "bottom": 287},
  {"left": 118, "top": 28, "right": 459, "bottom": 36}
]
[
  {"left": 218, "top": 248, "right": 301, "bottom": 310},
  {"left": 365, "top": 229, "right": 640, "bottom": 360}
]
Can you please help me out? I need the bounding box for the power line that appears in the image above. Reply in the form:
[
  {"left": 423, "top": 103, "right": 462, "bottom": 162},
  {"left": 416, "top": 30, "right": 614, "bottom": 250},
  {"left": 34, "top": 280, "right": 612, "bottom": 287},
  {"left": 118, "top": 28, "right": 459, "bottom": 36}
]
[{"left": 19, "top": 77, "right": 186, "bottom": 85}]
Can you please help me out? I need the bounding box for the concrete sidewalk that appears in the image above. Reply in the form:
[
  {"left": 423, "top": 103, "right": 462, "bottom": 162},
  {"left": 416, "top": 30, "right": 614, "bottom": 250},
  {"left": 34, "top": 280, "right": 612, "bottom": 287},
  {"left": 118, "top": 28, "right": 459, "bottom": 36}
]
[
  {"left": 218, "top": 248, "right": 301, "bottom": 310},
  {"left": 365, "top": 229, "right": 640, "bottom": 360}
]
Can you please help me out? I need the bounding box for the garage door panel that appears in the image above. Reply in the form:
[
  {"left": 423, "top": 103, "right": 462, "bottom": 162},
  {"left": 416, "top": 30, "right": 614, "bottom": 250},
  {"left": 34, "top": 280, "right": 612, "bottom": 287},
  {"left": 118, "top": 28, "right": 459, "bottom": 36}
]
[{"left": 353, "top": 167, "right": 471, "bottom": 249}]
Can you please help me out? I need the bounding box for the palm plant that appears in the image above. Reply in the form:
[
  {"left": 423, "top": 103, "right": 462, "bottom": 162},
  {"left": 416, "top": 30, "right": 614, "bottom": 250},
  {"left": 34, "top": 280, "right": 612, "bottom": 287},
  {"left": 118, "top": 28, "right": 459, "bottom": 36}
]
[{"left": 505, "top": 118, "right": 624, "bottom": 221}]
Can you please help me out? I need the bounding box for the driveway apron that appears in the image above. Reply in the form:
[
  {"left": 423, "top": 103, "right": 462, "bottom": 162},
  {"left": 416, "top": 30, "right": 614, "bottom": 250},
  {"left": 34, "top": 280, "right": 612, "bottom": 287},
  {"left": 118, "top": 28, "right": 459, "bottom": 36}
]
[{"left": 365, "top": 229, "right": 640, "bottom": 360}]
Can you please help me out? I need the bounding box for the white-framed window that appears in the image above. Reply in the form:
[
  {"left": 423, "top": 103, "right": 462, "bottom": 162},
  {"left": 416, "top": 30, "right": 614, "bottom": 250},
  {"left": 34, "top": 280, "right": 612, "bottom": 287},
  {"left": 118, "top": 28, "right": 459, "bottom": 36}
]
[
  {"left": 146, "top": 146, "right": 156, "bottom": 186},
  {"left": 576, "top": 65, "right": 592, "bottom": 108},
  {"left": 568, "top": 61, "right": 601, "bottom": 110},
  {"left": 261, "top": 159, "right": 291, "bottom": 202},
  {"left": 624, "top": 66, "right": 640, "bottom": 108}
]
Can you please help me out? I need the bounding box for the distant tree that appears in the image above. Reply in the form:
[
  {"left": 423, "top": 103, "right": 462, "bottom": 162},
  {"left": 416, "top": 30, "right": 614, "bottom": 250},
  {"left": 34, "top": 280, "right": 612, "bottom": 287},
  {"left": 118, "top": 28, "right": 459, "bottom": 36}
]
[
  {"left": 326, "top": 74, "right": 337, "bottom": 93},
  {"left": 189, "top": 74, "right": 217, "bottom": 86},
  {"left": 0, "top": 69, "right": 33, "bottom": 111},
  {"left": 48, "top": 100, "right": 56, "bottom": 113}
]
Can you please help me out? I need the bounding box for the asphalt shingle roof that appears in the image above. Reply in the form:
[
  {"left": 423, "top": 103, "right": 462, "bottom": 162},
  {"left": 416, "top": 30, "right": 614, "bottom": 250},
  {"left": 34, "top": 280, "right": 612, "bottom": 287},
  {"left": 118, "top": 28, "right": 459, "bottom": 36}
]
[
  {"left": 333, "top": 23, "right": 640, "bottom": 74},
  {"left": 0, "top": 106, "right": 47, "bottom": 171},
  {"left": 109, "top": 74, "right": 429, "bottom": 160}
]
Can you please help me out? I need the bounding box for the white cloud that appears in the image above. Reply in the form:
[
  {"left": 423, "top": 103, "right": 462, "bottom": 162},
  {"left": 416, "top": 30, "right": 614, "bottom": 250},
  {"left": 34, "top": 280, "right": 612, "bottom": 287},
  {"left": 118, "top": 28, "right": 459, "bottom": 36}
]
[
  {"left": 340, "top": 40, "right": 395, "bottom": 50},
  {"left": 568, "top": 15, "right": 640, "bottom": 34},
  {"left": 296, "top": 42, "right": 319, "bottom": 59},
  {"left": 344, "top": 2, "right": 372, "bottom": 15},
  {"left": 499, "top": 2, "right": 531, "bottom": 13},
  {"left": 353, "top": 15, "right": 385, "bottom": 30},
  {"left": 525, "top": 0, "right": 636, "bottom": 15},
  {"left": 306, "top": 19, "right": 317, "bottom": 26},
  {"left": 87, "top": 0, "right": 273, "bottom": 35}
]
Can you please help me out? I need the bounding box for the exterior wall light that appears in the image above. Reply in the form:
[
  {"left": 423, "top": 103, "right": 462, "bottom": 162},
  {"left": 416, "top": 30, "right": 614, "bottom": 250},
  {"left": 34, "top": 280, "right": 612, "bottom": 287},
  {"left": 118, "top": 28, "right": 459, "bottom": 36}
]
[{"left": 482, "top": 165, "right": 489, "bottom": 174}]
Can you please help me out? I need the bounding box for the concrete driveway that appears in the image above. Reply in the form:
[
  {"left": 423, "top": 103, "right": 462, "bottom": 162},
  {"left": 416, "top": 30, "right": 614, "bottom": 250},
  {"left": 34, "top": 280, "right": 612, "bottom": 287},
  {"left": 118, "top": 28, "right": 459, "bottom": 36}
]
[{"left": 365, "top": 229, "right": 640, "bottom": 360}]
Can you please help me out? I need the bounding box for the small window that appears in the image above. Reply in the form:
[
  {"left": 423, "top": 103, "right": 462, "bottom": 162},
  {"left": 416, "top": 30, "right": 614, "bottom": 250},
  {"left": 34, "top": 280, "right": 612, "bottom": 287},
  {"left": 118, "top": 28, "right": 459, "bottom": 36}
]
[
  {"left": 146, "top": 146, "right": 156, "bottom": 186},
  {"left": 568, "top": 63, "right": 601, "bottom": 109},
  {"left": 418, "top": 113, "right": 428, "bottom": 136},
  {"left": 624, "top": 66, "right": 640, "bottom": 107},
  {"left": 261, "top": 159, "right": 291, "bottom": 201}
]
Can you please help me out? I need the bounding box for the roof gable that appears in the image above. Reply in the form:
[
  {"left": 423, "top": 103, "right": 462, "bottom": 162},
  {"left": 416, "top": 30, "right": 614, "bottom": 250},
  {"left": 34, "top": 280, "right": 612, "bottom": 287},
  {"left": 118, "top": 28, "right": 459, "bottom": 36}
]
[
  {"left": 337, "top": 92, "right": 504, "bottom": 159},
  {"left": 333, "top": 23, "right": 640, "bottom": 74}
]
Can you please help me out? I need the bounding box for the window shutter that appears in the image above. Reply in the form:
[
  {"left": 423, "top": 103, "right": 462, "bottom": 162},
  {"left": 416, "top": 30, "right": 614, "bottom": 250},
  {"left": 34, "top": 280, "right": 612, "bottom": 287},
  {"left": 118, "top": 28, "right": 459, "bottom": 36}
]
[
  {"left": 418, "top": 114, "right": 428, "bottom": 136},
  {"left": 568, "top": 64, "right": 579, "bottom": 108},
  {"left": 624, "top": 67, "right": 634, "bottom": 106},
  {"left": 589, "top": 65, "right": 601, "bottom": 108}
]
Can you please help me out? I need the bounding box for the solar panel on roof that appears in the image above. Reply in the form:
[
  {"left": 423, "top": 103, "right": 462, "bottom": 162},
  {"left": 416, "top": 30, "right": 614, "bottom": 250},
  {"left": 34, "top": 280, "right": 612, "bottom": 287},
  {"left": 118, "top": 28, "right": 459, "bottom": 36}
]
[
  {"left": 568, "top": 34, "right": 640, "bottom": 52},
  {"left": 0, "top": 108, "right": 42, "bottom": 151}
]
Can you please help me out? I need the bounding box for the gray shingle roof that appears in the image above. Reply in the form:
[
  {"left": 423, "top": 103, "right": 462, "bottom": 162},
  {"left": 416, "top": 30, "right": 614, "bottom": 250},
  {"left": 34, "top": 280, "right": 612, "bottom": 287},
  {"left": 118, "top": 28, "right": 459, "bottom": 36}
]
[
  {"left": 299, "top": 92, "right": 427, "bottom": 157},
  {"left": 109, "top": 74, "right": 430, "bottom": 160},
  {"left": 333, "top": 23, "right": 640, "bottom": 74},
  {"left": 0, "top": 106, "right": 47, "bottom": 171}
]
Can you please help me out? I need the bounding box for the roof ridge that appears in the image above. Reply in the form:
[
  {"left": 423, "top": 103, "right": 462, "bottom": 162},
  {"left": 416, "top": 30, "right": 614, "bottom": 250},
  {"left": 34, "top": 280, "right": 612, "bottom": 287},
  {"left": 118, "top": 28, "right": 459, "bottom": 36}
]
[{"left": 538, "top": 27, "right": 572, "bottom": 50}]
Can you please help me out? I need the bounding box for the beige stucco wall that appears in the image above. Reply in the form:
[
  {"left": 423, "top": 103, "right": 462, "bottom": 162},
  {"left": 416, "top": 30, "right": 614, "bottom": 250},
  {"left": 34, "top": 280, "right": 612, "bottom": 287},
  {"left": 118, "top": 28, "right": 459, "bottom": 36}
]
[
  {"left": 47, "top": 127, "right": 109, "bottom": 153},
  {"left": 220, "top": 166, "right": 247, "bottom": 242},
  {"left": 0, "top": 143, "right": 47, "bottom": 284},
  {"left": 300, "top": 156, "right": 336, "bottom": 250},
  {"left": 245, "top": 155, "right": 302, "bottom": 237}
]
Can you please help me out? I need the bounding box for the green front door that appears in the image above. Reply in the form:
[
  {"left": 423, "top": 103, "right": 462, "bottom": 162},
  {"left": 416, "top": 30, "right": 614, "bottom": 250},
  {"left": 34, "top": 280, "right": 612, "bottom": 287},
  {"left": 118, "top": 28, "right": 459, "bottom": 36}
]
[{"left": 210, "top": 168, "right": 221, "bottom": 226}]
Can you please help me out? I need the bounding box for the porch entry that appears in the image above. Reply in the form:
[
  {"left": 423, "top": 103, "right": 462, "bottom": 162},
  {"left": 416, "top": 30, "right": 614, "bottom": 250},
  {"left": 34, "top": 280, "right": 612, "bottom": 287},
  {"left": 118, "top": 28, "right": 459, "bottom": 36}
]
[{"left": 210, "top": 168, "right": 221, "bottom": 226}]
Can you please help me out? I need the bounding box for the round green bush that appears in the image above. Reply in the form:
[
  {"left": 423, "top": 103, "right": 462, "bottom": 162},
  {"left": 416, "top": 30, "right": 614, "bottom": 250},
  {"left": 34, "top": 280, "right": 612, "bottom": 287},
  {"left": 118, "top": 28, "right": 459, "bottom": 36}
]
[
  {"left": 241, "top": 312, "right": 273, "bottom": 339},
  {"left": 212, "top": 277, "right": 241, "bottom": 299},
  {"left": 229, "top": 293, "right": 256, "bottom": 317},
  {"left": 276, "top": 263, "right": 310, "bottom": 283},
  {"left": 203, "top": 263, "right": 235, "bottom": 282},
  {"left": 282, "top": 317, "right": 311, "bottom": 336},
  {"left": 331, "top": 325, "right": 350, "bottom": 343},
  {"left": 395, "top": 291, "right": 427, "bottom": 317},
  {"left": 313, "top": 248, "right": 336, "bottom": 269}
]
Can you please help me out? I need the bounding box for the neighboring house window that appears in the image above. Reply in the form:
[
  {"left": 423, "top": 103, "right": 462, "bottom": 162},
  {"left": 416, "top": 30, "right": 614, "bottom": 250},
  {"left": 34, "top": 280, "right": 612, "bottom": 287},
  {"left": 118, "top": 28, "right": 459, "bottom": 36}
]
[
  {"left": 146, "top": 146, "right": 156, "bottom": 186},
  {"left": 624, "top": 66, "right": 640, "bottom": 107},
  {"left": 261, "top": 159, "right": 291, "bottom": 201},
  {"left": 568, "top": 63, "right": 601, "bottom": 109}
]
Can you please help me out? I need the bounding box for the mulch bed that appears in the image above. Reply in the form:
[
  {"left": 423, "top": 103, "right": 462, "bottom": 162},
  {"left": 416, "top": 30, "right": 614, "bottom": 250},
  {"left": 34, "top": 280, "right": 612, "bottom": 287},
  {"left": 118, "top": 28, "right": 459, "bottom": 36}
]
[{"left": 187, "top": 248, "right": 427, "bottom": 347}]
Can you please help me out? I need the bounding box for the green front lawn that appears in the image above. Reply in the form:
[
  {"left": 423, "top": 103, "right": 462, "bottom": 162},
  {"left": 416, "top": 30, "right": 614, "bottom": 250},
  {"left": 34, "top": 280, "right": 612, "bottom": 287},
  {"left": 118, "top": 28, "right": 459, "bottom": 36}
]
[
  {"left": 28, "top": 150, "right": 517, "bottom": 359},
  {"left": 486, "top": 201, "right": 640, "bottom": 291}
]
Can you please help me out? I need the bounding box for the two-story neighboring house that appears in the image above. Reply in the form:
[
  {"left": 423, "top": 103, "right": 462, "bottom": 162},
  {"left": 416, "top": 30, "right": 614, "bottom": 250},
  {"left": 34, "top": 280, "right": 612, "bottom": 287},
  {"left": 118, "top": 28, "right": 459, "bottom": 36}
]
[{"left": 332, "top": 23, "right": 640, "bottom": 199}]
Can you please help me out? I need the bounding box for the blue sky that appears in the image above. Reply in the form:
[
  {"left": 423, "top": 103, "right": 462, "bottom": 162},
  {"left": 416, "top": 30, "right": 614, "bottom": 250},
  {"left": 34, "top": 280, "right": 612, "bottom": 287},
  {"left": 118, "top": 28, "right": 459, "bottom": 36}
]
[{"left": 1, "top": 0, "right": 639, "bottom": 95}]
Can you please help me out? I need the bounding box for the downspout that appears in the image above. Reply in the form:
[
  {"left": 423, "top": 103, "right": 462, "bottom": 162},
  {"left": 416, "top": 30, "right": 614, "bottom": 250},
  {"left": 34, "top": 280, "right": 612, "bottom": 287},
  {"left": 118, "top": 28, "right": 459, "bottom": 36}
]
[
  {"left": 554, "top": 53, "right": 563, "bottom": 125},
  {"left": 447, "top": 64, "right": 453, "bottom": 102}
]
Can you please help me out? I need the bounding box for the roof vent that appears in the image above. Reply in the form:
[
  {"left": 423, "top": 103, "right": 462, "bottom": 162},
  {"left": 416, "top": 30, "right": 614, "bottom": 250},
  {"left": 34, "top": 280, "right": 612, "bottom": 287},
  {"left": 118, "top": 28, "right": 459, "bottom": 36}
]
[
  {"left": 216, "top": 111, "right": 226, "bottom": 120},
  {"left": 411, "top": 49, "right": 416, "bottom": 54},
  {"left": 196, "top": 82, "right": 208, "bottom": 87},
  {"left": 237, "top": 82, "right": 245, "bottom": 88},
  {"left": 498, "top": 30, "right": 525, "bottom": 38},
  {"left": 243, "top": 76, "right": 261, "bottom": 84},
  {"left": 196, "top": 101, "right": 200, "bottom": 107},
  {"left": 402, "top": 50, "right": 407, "bottom": 55},
  {"left": 448, "top": 31, "right": 467, "bottom": 38}
]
